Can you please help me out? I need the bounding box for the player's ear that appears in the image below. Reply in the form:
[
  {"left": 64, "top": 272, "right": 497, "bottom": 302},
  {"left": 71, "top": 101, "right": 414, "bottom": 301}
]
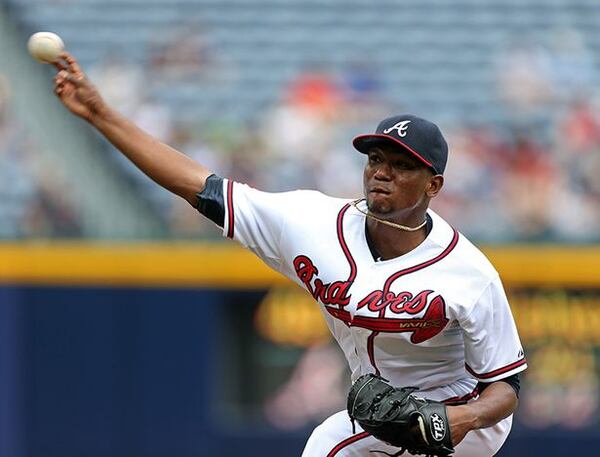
[{"left": 425, "top": 175, "right": 444, "bottom": 198}]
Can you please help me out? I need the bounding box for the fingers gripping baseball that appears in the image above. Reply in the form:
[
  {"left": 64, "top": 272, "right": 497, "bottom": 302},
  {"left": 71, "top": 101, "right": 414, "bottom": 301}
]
[{"left": 52, "top": 52, "right": 105, "bottom": 122}]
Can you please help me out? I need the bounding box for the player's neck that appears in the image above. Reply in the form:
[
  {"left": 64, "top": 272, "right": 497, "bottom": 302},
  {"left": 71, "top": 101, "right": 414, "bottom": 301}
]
[{"left": 366, "top": 214, "right": 429, "bottom": 260}]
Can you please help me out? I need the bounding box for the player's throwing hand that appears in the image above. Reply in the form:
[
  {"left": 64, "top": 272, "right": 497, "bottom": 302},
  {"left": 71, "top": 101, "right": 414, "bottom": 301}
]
[{"left": 53, "top": 52, "right": 105, "bottom": 122}]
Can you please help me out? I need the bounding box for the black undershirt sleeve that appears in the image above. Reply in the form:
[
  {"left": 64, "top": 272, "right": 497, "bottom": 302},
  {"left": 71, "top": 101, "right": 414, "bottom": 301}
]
[
  {"left": 195, "top": 174, "right": 226, "bottom": 227},
  {"left": 477, "top": 373, "right": 521, "bottom": 398}
]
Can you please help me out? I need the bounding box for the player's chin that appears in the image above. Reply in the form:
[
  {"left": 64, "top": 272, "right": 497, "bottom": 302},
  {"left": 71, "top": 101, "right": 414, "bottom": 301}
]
[{"left": 366, "top": 195, "right": 394, "bottom": 215}]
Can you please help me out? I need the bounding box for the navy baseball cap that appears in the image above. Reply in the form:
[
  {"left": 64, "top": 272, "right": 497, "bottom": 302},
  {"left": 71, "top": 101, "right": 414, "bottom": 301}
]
[{"left": 353, "top": 114, "right": 448, "bottom": 175}]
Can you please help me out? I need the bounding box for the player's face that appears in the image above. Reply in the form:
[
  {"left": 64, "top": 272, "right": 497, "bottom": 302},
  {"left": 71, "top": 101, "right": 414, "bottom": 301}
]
[{"left": 363, "top": 145, "right": 442, "bottom": 218}]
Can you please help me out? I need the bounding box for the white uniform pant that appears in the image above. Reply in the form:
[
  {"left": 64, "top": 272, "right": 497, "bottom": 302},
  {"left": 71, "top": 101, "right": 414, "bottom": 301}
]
[{"left": 302, "top": 410, "right": 512, "bottom": 457}]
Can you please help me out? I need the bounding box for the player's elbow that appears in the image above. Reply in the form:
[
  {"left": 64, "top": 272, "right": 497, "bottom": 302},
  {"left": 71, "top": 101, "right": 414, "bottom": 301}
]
[{"left": 172, "top": 169, "right": 212, "bottom": 206}]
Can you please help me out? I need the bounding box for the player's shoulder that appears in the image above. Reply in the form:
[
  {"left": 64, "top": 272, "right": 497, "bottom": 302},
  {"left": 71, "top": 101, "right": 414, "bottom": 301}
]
[
  {"left": 286, "top": 189, "right": 355, "bottom": 219},
  {"left": 428, "top": 209, "right": 498, "bottom": 281},
  {"left": 287, "top": 188, "right": 350, "bottom": 207},
  {"left": 234, "top": 181, "right": 352, "bottom": 216}
]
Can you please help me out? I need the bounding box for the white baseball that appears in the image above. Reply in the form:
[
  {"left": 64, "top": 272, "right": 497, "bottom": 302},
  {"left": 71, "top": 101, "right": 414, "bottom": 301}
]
[{"left": 27, "top": 32, "right": 64, "bottom": 63}]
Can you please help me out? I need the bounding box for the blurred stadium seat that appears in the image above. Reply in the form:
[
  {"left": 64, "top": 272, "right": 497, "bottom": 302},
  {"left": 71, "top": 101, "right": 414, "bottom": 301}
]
[{"left": 1, "top": 0, "right": 598, "bottom": 241}]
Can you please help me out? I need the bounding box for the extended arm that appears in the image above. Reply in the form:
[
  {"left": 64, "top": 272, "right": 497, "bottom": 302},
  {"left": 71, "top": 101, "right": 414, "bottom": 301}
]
[
  {"left": 53, "top": 52, "right": 211, "bottom": 206},
  {"left": 447, "top": 381, "right": 518, "bottom": 446}
]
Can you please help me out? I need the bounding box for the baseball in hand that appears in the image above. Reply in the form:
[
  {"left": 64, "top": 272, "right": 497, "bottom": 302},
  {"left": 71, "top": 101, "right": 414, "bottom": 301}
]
[{"left": 27, "top": 32, "right": 64, "bottom": 63}]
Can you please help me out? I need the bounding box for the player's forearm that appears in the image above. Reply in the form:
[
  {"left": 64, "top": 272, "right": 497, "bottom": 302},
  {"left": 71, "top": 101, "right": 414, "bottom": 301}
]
[
  {"left": 467, "top": 382, "right": 518, "bottom": 428},
  {"left": 447, "top": 382, "right": 518, "bottom": 445},
  {"left": 91, "top": 105, "right": 211, "bottom": 205}
]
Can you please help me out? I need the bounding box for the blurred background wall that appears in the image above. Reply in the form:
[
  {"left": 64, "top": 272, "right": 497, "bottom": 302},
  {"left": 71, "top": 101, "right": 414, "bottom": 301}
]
[{"left": 0, "top": 0, "right": 599, "bottom": 456}]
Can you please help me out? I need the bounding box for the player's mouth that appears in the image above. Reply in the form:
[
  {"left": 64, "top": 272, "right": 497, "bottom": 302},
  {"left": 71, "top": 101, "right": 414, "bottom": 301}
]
[{"left": 369, "top": 187, "right": 391, "bottom": 195}]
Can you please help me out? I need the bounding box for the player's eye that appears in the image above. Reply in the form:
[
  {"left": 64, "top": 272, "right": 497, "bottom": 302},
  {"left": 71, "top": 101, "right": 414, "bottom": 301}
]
[
  {"left": 393, "top": 161, "right": 411, "bottom": 169},
  {"left": 368, "top": 154, "right": 382, "bottom": 164}
]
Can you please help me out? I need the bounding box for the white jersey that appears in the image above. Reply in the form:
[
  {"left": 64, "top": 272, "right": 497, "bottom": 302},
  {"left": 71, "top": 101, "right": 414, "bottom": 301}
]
[{"left": 220, "top": 179, "right": 527, "bottom": 403}]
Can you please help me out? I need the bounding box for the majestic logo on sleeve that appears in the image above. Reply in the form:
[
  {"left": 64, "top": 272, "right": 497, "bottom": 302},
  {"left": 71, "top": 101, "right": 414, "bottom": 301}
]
[
  {"left": 293, "top": 255, "right": 449, "bottom": 344},
  {"left": 383, "top": 120, "right": 411, "bottom": 137}
]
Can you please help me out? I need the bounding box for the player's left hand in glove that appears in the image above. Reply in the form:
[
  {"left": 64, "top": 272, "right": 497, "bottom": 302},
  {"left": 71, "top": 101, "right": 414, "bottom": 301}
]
[{"left": 347, "top": 373, "right": 454, "bottom": 457}]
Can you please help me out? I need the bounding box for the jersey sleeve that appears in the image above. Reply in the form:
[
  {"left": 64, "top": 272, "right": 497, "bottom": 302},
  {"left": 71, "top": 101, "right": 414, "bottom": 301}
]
[
  {"left": 459, "top": 276, "right": 527, "bottom": 383},
  {"left": 221, "top": 179, "right": 304, "bottom": 271}
]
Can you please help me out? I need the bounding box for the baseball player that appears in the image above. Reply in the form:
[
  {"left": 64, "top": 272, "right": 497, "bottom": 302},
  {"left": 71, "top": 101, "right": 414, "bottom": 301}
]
[{"left": 52, "top": 52, "right": 526, "bottom": 457}]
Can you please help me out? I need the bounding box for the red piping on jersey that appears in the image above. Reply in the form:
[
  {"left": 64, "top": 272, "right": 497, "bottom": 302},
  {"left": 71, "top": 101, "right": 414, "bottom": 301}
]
[
  {"left": 336, "top": 203, "right": 358, "bottom": 282},
  {"left": 465, "top": 358, "right": 527, "bottom": 380},
  {"left": 338, "top": 203, "right": 383, "bottom": 374},
  {"left": 364, "top": 228, "right": 458, "bottom": 371},
  {"left": 336, "top": 207, "right": 459, "bottom": 290},
  {"left": 367, "top": 299, "right": 388, "bottom": 375},
  {"left": 366, "top": 332, "right": 380, "bottom": 375},
  {"left": 327, "top": 431, "right": 370, "bottom": 457},
  {"left": 381, "top": 228, "right": 460, "bottom": 295},
  {"left": 226, "top": 180, "right": 234, "bottom": 239}
]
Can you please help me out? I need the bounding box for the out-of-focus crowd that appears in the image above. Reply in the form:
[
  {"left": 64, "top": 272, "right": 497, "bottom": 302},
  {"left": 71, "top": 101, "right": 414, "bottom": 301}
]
[
  {"left": 4, "top": 28, "right": 600, "bottom": 241},
  {"left": 93, "top": 28, "right": 599, "bottom": 242},
  {"left": 0, "top": 74, "right": 81, "bottom": 239}
]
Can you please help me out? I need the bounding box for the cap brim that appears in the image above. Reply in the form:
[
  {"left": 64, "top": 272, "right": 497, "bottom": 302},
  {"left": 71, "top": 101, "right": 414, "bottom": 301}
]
[{"left": 352, "top": 134, "right": 434, "bottom": 169}]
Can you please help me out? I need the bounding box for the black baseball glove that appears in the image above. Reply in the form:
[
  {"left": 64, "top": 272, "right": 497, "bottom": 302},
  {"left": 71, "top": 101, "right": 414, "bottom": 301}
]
[{"left": 347, "top": 374, "right": 454, "bottom": 457}]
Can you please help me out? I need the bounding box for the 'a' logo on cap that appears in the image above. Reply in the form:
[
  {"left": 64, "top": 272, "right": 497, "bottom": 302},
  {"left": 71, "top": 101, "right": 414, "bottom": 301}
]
[{"left": 383, "top": 120, "right": 411, "bottom": 137}]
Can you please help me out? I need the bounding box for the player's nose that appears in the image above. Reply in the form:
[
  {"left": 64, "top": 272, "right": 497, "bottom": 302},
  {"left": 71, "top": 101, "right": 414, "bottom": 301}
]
[{"left": 372, "top": 161, "right": 393, "bottom": 180}]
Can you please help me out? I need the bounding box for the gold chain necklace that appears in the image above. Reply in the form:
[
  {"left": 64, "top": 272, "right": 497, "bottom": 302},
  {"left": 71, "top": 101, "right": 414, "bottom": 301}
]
[{"left": 350, "top": 199, "right": 427, "bottom": 232}]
